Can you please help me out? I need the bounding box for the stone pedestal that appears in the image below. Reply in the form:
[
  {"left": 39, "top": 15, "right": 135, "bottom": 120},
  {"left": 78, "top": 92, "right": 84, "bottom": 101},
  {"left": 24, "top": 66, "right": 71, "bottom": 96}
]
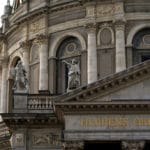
[{"left": 13, "top": 92, "right": 28, "bottom": 113}]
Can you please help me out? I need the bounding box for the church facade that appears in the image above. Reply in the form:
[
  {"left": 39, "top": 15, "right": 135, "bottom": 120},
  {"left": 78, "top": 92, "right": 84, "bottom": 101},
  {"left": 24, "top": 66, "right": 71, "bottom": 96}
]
[{"left": 0, "top": 0, "right": 150, "bottom": 149}]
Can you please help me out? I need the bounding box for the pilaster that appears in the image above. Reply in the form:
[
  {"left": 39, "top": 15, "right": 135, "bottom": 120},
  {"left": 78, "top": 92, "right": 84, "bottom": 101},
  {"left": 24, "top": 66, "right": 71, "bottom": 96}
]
[
  {"left": 36, "top": 34, "right": 49, "bottom": 93},
  {"left": 0, "top": 57, "right": 8, "bottom": 113},
  {"left": 115, "top": 21, "right": 126, "bottom": 72},
  {"left": 86, "top": 23, "right": 98, "bottom": 84}
]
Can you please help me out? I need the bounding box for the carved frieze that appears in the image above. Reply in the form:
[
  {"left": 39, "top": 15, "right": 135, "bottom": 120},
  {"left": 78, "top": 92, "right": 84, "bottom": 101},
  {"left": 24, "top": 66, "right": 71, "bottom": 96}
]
[
  {"left": 32, "top": 133, "right": 61, "bottom": 147},
  {"left": 96, "top": 3, "right": 124, "bottom": 17},
  {"left": 29, "top": 18, "right": 45, "bottom": 34}
]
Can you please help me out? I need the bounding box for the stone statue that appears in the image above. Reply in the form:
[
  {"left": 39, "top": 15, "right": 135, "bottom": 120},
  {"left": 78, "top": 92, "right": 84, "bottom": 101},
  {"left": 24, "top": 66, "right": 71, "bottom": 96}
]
[
  {"left": 11, "top": 60, "right": 28, "bottom": 92},
  {"left": 63, "top": 59, "right": 80, "bottom": 91}
]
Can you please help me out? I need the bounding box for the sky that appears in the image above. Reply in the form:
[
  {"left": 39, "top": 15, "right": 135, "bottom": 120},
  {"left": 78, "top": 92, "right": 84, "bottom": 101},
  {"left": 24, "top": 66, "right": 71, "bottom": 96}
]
[{"left": 0, "top": 0, "right": 13, "bottom": 26}]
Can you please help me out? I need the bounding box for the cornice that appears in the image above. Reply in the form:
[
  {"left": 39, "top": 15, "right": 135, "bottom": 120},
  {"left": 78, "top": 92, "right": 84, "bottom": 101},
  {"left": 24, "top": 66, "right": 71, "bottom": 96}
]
[
  {"left": 55, "top": 101, "right": 150, "bottom": 114},
  {"left": 55, "top": 60, "right": 150, "bottom": 103},
  {"left": 1, "top": 113, "right": 61, "bottom": 128},
  {"left": 50, "top": 1, "right": 83, "bottom": 13}
]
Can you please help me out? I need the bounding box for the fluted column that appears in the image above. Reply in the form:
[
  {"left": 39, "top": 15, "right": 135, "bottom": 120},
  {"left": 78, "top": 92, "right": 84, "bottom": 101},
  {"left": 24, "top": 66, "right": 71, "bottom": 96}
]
[
  {"left": 36, "top": 34, "right": 49, "bottom": 93},
  {"left": 0, "top": 59, "right": 8, "bottom": 113},
  {"left": 122, "top": 141, "right": 145, "bottom": 150},
  {"left": 87, "top": 24, "right": 97, "bottom": 84},
  {"left": 115, "top": 22, "right": 126, "bottom": 72},
  {"left": 63, "top": 141, "right": 84, "bottom": 150}
]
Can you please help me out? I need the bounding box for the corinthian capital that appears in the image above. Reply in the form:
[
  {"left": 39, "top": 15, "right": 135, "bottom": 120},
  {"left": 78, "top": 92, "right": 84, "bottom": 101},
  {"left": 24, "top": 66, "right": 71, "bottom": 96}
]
[
  {"left": 122, "top": 141, "right": 145, "bottom": 150},
  {"left": 20, "top": 40, "right": 31, "bottom": 50},
  {"left": 85, "top": 23, "right": 97, "bottom": 33},
  {"left": 35, "top": 34, "right": 48, "bottom": 44}
]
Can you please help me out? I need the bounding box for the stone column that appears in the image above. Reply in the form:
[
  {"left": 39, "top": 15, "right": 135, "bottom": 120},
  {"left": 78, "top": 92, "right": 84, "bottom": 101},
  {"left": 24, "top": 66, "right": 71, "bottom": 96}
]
[
  {"left": 122, "top": 141, "right": 145, "bottom": 150},
  {"left": 63, "top": 141, "right": 84, "bottom": 150},
  {"left": 0, "top": 59, "right": 8, "bottom": 113},
  {"left": 115, "top": 22, "right": 126, "bottom": 72},
  {"left": 87, "top": 24, "right": 97, "bottom": 84},
  {"left": 36, "top": 34, "right": 49, "bottom": 93}
]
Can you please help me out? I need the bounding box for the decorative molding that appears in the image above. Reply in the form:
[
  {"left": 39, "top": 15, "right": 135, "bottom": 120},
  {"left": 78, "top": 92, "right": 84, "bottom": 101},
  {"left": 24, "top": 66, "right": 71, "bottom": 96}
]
[{"left": 97, "top": 23, "right": 114, "bottom": 46}]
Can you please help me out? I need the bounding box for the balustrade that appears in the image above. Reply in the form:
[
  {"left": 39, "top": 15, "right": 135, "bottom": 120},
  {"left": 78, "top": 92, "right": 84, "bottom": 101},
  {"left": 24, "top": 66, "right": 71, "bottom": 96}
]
[{"left": 28, "top": 96, "right": 53, "bottom": 110}]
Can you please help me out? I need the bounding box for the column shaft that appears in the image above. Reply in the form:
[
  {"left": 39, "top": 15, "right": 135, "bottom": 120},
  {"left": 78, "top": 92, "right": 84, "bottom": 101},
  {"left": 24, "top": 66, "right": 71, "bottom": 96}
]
[
  {"left": 38, "top": 35, "right": 48, "bottom": 92},
  {"left": 115, "top": 24, "right": 126, "bottom": 72},
  {"left": 87, "top": 26, "right": 97, "bottom": 84},
  {"left": 1, "top": 63, "right": 8, "bottom": 113}
]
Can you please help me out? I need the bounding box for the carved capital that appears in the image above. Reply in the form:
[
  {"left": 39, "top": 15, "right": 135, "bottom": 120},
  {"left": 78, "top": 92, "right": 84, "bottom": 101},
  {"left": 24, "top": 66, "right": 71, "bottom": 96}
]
[
  {"left": 20, "top": 40, "right": 31, "bottom": 50},
  {"left": 85, "top": 23, "right": 97, "bottom": 33},
  {"left": 122, "top": 141, "right": 145, "bottom": 150},
  {"left": 63, "top": 141, "right": 84, "bottom": 150},
  {"left": 35, "top": 34, "right": 48, "bottom": 45}
]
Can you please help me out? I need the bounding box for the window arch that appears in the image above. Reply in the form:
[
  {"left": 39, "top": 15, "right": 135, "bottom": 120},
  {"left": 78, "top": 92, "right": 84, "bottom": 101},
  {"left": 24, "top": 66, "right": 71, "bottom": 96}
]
[
  {"left": 132, "top": 28, "right": 150, "bottom": 65},
  {"left": 56, "top": 36, "right": 82, "bottom": 94}
]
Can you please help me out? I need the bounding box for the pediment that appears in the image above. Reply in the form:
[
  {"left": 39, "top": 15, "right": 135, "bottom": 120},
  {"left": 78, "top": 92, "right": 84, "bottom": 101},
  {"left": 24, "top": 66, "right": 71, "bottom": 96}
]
[{"left": 55, "top": 60, "right": 150, "bottom": 103}]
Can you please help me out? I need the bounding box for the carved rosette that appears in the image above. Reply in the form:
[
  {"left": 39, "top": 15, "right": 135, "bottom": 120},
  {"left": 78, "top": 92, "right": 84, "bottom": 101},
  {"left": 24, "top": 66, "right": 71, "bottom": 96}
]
[
  {"left": 63, "top": 141, "right": 84, "bottom": 150},
  {"left": 122, "top": 141, "right": 145, "bottom": 150}
]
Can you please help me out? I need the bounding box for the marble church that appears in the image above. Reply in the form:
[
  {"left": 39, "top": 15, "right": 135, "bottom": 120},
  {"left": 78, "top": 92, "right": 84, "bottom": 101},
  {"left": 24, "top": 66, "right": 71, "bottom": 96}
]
[{"left": 1, "top": 0, "right": 150, "bottom": 149}]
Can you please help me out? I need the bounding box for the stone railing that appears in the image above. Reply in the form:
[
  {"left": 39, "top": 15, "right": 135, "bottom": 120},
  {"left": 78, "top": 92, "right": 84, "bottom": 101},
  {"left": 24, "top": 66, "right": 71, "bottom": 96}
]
[{"left": 27, "top": 96, "right": 54, "bottom": 110}]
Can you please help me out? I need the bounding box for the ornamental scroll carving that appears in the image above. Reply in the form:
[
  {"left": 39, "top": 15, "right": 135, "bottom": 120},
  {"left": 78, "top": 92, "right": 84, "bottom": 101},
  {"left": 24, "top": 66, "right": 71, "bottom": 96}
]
[
  {"left": 96, "top": 4, "right": 123, "bottom": 17},
  {"left": 32, "top": 133, "right": 61, "bottom": 147},
  {"left": 122, "top": 141, "right": 145, "bottom": 150}
]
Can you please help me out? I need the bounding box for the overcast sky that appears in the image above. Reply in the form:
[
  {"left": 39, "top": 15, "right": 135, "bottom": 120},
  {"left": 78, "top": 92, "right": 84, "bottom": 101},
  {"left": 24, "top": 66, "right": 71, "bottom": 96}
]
[{"left": 0, "top": 0, "right": 13, "bottom": 26}]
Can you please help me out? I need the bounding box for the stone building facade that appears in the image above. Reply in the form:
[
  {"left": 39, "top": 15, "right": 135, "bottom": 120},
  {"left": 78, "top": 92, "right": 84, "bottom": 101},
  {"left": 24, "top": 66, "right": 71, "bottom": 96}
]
[{"left": 0, "top": 0, "right": 150, "bottom": 149}]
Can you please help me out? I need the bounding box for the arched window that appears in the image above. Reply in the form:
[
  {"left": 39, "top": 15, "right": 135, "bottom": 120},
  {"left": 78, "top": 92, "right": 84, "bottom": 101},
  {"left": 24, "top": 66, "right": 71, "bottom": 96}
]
[
  {"left": 56, "top": 37, "right": 82, "bottom": 94},
  {"left": 132, "top": 28, "right": 150, "bottom": 65}
]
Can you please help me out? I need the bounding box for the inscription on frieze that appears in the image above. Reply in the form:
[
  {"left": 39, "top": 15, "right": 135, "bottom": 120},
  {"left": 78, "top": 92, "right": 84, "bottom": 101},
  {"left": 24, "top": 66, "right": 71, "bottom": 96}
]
[{"left": 65, "top": 114, "right": 150, "bottom": 131}]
